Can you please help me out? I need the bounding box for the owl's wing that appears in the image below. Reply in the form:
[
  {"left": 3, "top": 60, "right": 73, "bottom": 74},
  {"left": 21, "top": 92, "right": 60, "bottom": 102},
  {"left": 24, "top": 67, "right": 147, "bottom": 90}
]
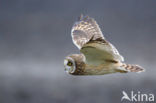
[
  {"left": 71, "top": 15, "right": 104, "bottom": 49},
  {"left": 80, "top": 40, "right": 124, "bottom": 65}
]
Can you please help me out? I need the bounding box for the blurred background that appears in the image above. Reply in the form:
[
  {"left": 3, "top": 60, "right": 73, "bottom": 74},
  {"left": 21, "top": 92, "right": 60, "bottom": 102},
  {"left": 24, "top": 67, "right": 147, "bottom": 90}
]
[{"left": 0, "top": 0, "right": 156, "bottom": 103}]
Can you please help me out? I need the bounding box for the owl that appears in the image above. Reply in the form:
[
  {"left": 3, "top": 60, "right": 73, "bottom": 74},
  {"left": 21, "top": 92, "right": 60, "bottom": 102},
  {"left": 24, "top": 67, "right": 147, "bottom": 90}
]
[{"left": 64, "top": 15, "right": 145, "bottom": 75}]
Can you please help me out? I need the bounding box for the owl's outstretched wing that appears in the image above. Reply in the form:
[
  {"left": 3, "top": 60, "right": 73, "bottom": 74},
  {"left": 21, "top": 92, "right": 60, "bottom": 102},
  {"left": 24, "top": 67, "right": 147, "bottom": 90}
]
[
  {"left": 71, "top": 15, "right": 104, "bottom": 49},
  {"left": 71, "top": 15, "right": 124, "bottom": 65},
  {"left": 80, "top": 39, "right": 124, "bottom": 65}
]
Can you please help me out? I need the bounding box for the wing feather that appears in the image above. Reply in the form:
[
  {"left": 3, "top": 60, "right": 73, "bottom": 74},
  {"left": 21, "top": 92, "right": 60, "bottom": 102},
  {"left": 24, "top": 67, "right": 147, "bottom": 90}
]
[
  {"left": 71, "top": 15, "right": 104, "bottom": 49},
  {"left": 80, "top": 40, "right": 124, "bottom": 65},
  {"left": 71, "top": 15, "right": 124, "bottom": 65}
]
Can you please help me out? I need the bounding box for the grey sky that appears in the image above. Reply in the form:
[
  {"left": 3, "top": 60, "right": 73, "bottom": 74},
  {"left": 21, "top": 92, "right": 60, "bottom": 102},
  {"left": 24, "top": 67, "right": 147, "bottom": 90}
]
[{"left": 0, "top": 0, "right": 156, "bottom": 103}]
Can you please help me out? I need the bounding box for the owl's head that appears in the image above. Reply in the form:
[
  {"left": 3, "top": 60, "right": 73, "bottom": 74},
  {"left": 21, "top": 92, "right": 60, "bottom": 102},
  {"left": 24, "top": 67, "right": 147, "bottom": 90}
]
[
  {"left": 64, "top": 56, "right": 76, "bottom": 74},
  {"left": 64, "top": 54, "right": 85, "bottom": 75}
]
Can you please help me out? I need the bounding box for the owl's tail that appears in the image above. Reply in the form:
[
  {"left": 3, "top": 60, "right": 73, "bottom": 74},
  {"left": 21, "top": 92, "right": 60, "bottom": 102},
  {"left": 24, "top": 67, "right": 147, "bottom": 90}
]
[{"left": 118, "top": 63, "right": 145, "bottom": 73}]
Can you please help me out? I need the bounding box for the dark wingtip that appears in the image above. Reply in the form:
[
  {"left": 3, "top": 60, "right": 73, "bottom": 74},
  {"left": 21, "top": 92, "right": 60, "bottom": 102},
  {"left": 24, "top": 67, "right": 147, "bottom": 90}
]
[
  {"left": 78, "top": 14, "right": 83, "bottom": 20},
  {"left": 78, "top": 14, "right": 91, "bottom": 21}
]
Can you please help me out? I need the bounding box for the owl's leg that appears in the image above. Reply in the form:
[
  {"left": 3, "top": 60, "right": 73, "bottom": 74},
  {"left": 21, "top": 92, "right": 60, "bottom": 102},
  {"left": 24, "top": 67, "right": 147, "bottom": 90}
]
[{"left": 115, "top": 69, "right": 128, "bottom": 73}]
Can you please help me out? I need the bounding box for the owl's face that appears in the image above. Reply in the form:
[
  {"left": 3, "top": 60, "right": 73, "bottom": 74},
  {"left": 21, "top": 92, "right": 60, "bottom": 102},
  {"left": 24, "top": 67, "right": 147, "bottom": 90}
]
[{"left": 64, "top": 57, "right": 76, "bottom": 74}]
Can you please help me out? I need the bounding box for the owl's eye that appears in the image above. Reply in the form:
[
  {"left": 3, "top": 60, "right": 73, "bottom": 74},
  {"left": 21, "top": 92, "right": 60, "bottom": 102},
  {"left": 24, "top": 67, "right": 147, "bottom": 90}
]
[
  {"left": 67, "top": 61, "right": 73, "bottom": 66},
  {"left": 64, "top": 57, "right": 76, "bottom": 74}
]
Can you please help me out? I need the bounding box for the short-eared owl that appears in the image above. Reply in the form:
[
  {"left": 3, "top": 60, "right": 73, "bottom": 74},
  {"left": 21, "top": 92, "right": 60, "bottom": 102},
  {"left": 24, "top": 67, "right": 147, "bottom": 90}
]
[{"left": 64, "top": 15, "right": 145, "bottom": 75}]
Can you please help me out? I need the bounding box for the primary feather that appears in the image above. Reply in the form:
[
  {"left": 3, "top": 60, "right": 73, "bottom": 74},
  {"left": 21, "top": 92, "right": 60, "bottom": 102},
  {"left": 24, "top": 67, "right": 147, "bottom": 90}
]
[{"left": 71, "top": 15, "right": 104, "bottom": 49}]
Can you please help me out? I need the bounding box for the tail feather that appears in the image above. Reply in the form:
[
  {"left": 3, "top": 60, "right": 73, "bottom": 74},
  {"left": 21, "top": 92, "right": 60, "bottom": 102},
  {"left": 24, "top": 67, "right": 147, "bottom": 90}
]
[{"left": 120, "top": 63, "right": 145, "bottom": 73}]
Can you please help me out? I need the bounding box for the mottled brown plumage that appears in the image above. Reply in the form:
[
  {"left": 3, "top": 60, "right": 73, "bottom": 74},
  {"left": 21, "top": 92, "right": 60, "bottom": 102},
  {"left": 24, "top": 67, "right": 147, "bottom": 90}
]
[{"left": 64, "top": 15, "right": 145, "bottom": 76}]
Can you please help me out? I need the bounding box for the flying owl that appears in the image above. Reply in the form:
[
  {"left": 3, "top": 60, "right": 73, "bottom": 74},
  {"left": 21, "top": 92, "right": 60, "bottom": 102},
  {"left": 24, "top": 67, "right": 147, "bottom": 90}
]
[{"left": 64, "top": 15, "right": 145, "bottom": 75}]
